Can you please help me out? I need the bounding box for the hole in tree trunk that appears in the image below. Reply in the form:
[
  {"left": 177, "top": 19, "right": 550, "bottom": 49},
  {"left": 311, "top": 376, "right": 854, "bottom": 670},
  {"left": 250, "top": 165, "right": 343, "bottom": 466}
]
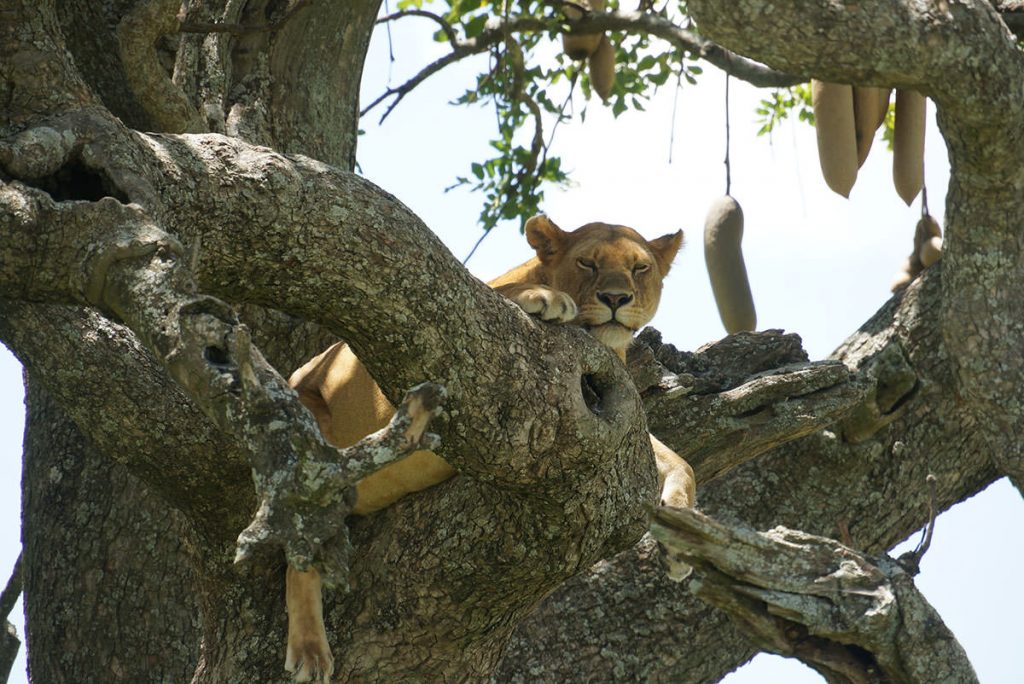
[
  {"left": 581, "top": 374, "right": 604, "bottom": 415},
  {"left": 28, "top": 155, "right": 129, "bottom": 203},
  {"left": 204, "top": 345, "right": 232, "bottom": 368}
]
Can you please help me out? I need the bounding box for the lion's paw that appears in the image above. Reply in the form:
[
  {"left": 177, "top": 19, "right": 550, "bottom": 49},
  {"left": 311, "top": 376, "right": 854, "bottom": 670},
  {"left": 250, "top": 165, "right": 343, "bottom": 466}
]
[
  {"left": 512, "top": 287, "right": 578, "bottom": 323},
  {"left": 285, "top": 632, "right": 334, "bottom": 683}
]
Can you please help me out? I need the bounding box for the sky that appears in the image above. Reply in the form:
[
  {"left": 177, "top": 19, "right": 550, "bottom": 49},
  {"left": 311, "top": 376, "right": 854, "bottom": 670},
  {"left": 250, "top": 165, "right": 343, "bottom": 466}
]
[{"left": 1, "top": 7, "right": 1023, "bottom": 683}]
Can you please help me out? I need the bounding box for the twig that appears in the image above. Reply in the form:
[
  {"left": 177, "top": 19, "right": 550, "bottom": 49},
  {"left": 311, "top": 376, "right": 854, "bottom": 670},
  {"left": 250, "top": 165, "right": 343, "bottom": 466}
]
[
  {"left": 383, "top": 0, "right": 396, "bottom": 79},
  {"left": 544, "top": 73, "right": 578, "bottom": 152},
  {"left": 668, "top": 68, "right": 683, "bottom": 164},
  {"left": 362, "top": 47, "right": 476, "bottom": 123},
  {"left": 377, "top": 9, "right": 460, "bottom": 50},
  {"left": 897, "top": 473, "right": 938, "bottom": 575},
  {"left": 724, "top": 74, "right": 732, "bottom": 196},
  {"left": 462, "top": 229, "right": 490, "bottom": 265},
  {"left": 0, "top": 553, "right": 21, "bottom": 623},
  {"left": 361, "top": 11, "right": 802, "bottom": 123},
  {"left": 0, "top": 553, "right": 22, "bottom": 684},
  {"left": 179, "top": 0, "right": 313, "bottom": 35}
]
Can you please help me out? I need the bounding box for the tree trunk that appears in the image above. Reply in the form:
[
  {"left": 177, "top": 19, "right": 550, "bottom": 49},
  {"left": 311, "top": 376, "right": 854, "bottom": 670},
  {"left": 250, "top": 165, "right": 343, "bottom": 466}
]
[
  {"left": 6, "top": 0, "right": 379, "bottom": 681},
  {"left": 22, "top": 378, "right": 201, "bottom": 683},
  {"left": 2, "top": 0, "right": 1022, "bottom": 682}
]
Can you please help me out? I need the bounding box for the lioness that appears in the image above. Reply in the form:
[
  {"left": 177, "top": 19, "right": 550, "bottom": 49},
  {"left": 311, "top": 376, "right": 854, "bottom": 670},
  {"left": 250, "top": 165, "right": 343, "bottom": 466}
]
[{"left": 284, "top": 215, "right": 696, "bottom": 682}]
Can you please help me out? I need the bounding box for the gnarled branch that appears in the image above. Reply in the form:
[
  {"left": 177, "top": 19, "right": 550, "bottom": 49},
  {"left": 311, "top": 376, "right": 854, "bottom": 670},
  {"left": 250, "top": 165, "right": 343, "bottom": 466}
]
[
  {"left": 116, "top": 0, "right": 205, "bottom": 133},
  {"left": 630, "top": 329, "right": 869, "bottom": 483},
  {"left": 1, "top": 163, "right": 446, "bottom": 584},
  {"left": 651, "top": 506, "right": 979, "bottom": 684}
]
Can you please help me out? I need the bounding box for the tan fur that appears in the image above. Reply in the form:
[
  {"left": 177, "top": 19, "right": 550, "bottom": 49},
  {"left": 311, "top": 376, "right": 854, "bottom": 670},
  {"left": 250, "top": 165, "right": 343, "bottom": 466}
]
[
  {"left": 285, "top": 567, "right": 332, "bottom": 682},
  {"left": 284, "top": 216, "right": 695, "bottom": 680}
]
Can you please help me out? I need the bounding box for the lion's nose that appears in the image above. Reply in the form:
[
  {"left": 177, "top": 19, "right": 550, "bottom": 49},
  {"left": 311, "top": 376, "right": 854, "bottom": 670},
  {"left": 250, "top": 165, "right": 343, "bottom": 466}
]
[{"left": 597, "top": 291, "right": 634, "bottom": 311}]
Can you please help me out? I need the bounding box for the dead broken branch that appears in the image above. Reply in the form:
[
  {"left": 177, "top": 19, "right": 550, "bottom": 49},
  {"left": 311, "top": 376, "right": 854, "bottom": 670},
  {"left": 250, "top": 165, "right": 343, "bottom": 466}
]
[
  {"left": 651, "top": 507, "right": 978, "bottom": 684},
  {"left": 631, "top": 329, "right": 869, "bottom": 484}
]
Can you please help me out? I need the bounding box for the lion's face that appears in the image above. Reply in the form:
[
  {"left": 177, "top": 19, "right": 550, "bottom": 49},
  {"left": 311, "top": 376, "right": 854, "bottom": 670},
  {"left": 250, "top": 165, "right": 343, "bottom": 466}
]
[{"left": 525, "top": 216, "right": 683, "bottom": 354}]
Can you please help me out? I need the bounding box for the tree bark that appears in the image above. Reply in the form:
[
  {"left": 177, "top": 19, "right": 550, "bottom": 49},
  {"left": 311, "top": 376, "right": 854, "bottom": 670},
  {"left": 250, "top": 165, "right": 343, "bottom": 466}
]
[
  {"left": 496, "top": 267, "right": 999, "bottom": 683},
  {"left": 1, "top": 1, "right": 1022, "bottom": 683},
  {"left": 2, "top": 0, "right": 377, "bottom": 682},
  {"left": 651, "top": 507, "right": 979, "bottom": 684},
  {"left": 21, "top": 378, "right": 202, "bottom": 683},
  {"left": 498, "top": 1, "right": 1024, "bottom": 679}
]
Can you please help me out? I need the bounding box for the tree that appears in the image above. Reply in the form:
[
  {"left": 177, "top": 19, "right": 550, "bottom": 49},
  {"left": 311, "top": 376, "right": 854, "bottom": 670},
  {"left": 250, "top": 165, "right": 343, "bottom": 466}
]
[{"left": 0, "top": 0, "right": 1021, "bottom": 682}]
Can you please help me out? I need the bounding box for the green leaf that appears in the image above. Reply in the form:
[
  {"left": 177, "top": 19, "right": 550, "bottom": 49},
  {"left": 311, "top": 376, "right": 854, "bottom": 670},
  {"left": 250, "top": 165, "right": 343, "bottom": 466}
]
[{"left": 464, "top": 14, "right": 487, "bottom": 39}]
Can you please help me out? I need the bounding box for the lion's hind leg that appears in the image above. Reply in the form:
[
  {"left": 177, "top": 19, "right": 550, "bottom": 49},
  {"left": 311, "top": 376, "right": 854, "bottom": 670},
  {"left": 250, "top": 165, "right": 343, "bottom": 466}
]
[
  {"left": 650, "top": 434, "right": 696, "bottom": 581},
  {"left": 285, "top": 566, "right": 334, "bottom": 683}
]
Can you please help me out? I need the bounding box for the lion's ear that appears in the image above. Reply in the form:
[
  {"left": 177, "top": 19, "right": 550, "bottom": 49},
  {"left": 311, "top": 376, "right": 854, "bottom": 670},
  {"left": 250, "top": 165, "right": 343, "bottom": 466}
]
[
  {"left": 525, "top": 215, "right": 568, "bottom": 263},
  {"left": 649, "top": 230, "right": 684, "bottom": 275}
]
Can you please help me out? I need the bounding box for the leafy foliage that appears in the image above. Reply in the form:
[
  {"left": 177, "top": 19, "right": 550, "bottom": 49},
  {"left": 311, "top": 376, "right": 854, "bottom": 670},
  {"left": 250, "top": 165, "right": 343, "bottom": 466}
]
[
  {"left": 755, "top": 84, "right": 813, "bottom": 137},
  {"left": 756, "top": 84, "right": 898, "bottom": 150},
  {"left": 373, "top": 0, "right": 700, "bottom": 234}
]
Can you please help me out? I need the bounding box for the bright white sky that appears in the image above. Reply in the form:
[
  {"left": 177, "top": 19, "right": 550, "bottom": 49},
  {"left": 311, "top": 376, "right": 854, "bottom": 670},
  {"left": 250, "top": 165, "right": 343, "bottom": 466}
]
[{"left": 1, "top": 8, "right": 1022, "bottom": 683}]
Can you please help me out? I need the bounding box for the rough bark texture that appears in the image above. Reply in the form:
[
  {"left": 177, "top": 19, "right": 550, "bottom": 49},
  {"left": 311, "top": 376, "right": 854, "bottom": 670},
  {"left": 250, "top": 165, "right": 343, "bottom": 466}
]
[
  {"left": 1, "top": 0, "right": 1021, "bottom": 683},
  {"left": 21, "top": 379, "right": 202, "bottom": 683},
  {"left": 497, "top": 258, "right": 999, "bottom": 683},
  {"left": 651, "top": 507, "right": 978, "bottom": 684}
]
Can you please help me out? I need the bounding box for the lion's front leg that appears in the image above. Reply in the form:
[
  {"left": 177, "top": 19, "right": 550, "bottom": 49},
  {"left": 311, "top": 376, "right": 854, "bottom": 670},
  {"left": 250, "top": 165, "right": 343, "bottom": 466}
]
[
  {"left": 285, "top": 566, "right": 334, "bottom": 683},
  {"left": 492, "top": 282, "right": 578, "bottom": 323}
]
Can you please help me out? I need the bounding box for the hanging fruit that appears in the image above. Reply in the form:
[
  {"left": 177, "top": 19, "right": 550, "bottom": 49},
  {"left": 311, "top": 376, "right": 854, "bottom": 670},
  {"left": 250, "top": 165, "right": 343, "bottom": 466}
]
[
  {"left": 811, "top": 80, "right": 859, "bottom": 197},
  {"left": 588, "top": 34, "right": 615, "bottom": 101},
  {"left": 893, "top": 89, "right": 927, "bottom": 205},
  {"left": 891, "top": 212, "right": 942, "bottom": 292},
  {"left": 853, "top": 87, "right": 891, "bottom": 167},
  {"left": 561, "top": 0, "right": 605, "bottom": 60},
  {"left": 704, "top": 196, "right": 756, "bottom": 334}
]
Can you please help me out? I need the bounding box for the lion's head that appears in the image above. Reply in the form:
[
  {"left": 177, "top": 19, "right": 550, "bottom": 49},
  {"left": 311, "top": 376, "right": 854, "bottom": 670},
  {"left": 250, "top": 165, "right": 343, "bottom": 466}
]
[{"left": 524, "top": 215, "right": 683, "bottom": 354}]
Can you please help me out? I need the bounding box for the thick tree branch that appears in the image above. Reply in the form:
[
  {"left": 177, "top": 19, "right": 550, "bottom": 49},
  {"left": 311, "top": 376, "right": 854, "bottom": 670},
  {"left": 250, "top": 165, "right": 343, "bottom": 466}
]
[
  {"left": 376, "top": 9, "right": 460, "bottom": 50},
  {"left": 58, "top": 128, "right": 641, "bottom": 490},
  {"left": 687, "top": 0, "right": 1024, "bottom": 499},
  {"left": 1, "top": 173, "right": 450, "bottom": 585},
  {"left": 651, "top": 506, "right": 979, "bottom": 684},
  {"left": 116, "top": 0, "right": 205, "bottom": 133},
  {"left": 0, "top": 301, "right": 253, "bottom": 544},
  {"left": 573, "top": 10, "right": 803, "bottom": 87},
  {"left": 631, "top": 330, "right": 869, "bottom": 483}
]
